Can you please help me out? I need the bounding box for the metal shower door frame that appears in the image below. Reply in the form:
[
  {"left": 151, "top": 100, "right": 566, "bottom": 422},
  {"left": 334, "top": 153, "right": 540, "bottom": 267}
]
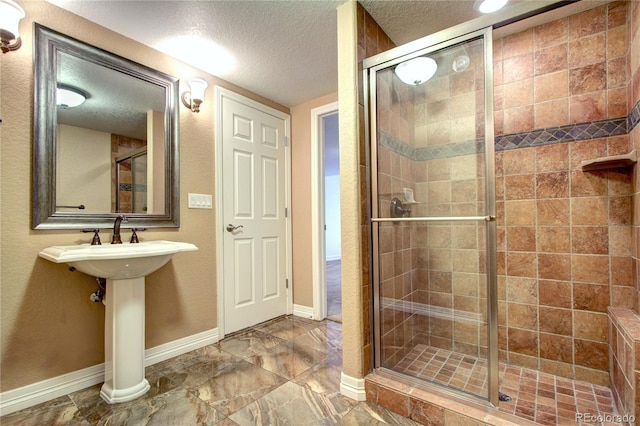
[{"left": 364, "top": 26, "right": 498, "bottom": 407}]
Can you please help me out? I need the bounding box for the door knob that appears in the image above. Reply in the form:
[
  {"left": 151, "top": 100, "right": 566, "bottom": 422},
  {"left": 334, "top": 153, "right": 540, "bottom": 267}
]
[{"left": 226, "top": 224, "right": 244, "bottom": 233}]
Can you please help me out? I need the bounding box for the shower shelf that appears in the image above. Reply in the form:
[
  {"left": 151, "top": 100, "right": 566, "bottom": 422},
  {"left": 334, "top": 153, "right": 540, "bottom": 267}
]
[{"left": 581, "top": 150, "right": 637, "bottom": 171}]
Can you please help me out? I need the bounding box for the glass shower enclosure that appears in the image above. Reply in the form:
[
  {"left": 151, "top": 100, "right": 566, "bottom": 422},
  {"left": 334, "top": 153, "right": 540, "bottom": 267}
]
[{"left": 365, "top": 27, "right": 498, "bottom": 405}]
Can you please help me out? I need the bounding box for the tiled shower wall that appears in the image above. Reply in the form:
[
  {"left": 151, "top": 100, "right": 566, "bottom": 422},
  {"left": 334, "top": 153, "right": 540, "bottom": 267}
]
[{"left": 494, "top": 1, "right": 634, "bottom": 386}]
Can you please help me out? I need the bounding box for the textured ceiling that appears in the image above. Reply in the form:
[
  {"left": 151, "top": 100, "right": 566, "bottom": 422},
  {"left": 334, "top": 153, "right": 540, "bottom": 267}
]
[{"left": 48, "top": 0, "right": 607, "bottom": 109}]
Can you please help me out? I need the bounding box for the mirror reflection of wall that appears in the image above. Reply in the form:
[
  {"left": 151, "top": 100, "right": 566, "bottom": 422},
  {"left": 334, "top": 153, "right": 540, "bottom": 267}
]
[
  {"left": 113, "top": 140, "right": 147, "bottom": 214},
  {"left": 56, "top": 124, "right": 111, "bottom": 212}
]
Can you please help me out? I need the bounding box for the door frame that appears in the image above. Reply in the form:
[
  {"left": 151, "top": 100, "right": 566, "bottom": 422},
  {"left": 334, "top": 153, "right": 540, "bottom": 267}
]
[
  {"left": 310, "top": 102, "right": 338, "bottom": 320},
  {"left": 214, "top": 86, "right": 293, "bottom": 339}
]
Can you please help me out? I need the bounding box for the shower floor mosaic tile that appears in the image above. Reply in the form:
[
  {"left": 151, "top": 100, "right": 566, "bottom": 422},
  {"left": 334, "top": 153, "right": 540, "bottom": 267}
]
[{"left": 395, "top": 344, "right": 623, "bottom": 425}]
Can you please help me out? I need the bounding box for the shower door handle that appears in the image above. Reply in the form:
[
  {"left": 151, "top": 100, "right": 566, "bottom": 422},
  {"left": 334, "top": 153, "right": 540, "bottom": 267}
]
[{"left": 226, "top": 224, "right": 244, "bottom": 233}]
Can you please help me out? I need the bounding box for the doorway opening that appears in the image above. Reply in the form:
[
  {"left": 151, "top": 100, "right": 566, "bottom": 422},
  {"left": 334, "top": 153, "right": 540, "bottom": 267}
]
[
  {"left": 311, "top": 102, "right": 340, "bottom": 322},
  {"left": 323, "top": 112, "right": 341, "bottom": 322}
]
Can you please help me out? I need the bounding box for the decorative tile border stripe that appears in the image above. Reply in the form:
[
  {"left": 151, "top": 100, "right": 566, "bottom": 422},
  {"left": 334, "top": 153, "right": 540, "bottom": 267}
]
[
  {"left": 379, "top": 110, "right": 635, "bottom": 161},
  {"left": 495, "top": 117, "right": 627, "bottom": 151},
  {"left": 629, "top": 99, "right": 640, "bottom": 132}
]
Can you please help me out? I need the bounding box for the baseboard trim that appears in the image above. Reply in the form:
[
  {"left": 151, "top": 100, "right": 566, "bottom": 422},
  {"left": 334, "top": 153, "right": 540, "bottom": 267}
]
[
  {"left": 293, "top": 304, "right": 314, "bottom": 319},
  {"left": 0, "top": 328, "right": 218, "bottom": 417},
  {"left": 340, "top": 372, "right": 367, "bottom": 401}
]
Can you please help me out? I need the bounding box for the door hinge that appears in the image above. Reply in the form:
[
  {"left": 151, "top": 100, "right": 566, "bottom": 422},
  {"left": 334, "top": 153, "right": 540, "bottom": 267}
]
[
  {"left": 285, "top": 207, "right": 288, "bottom": 218},
  {"left": 284, "top": 136, "right": 289, "bottom": 147},
  {"left": 286, "top": 278, "right": 289, "bottom": 289}
]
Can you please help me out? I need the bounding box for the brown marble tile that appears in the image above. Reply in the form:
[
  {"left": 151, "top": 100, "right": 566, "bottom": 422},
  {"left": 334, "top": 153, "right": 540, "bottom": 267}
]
[
  {"left": 508, "top": 302, "right": 538, "bottom": 330},
  {"left": 536, "top": 143, "right": 569, "bottom": 172},
  {"left": 508, "top": 328, "right": 538, "bottom": 356},
  {"left": 506, "top": 276, "right": 538, "bottom": 304},
  {"left": 503, "top": 79, "right": 533, "bottom": 109},
  {"left": 608, "top": 87, "right": 628, "bottom": 118},
  {"left": 534, "top": 44, "right": 568, "bottom": 76},
  {"left": 537, "top": 199, "right": 570, "bottom": 225},
  {"left": 535, "top": 99, "right": 569, "bottom": 128},
  {"left": 569, "top": 5, "right": 606, "bottom": 39},
  {"left": 537, "top": 171, "right": 569, "bottom": 199},
  {"left": 573, "top": 283, "right": 610, "bottom": 312},
  {"left": 571, "top": 255, "right": 610, "bottom": 285},
  {"left": 574, "top": 339, "right": 608, "bottom": 371},
  {"left": 504, "top": 174, "right": 535, "bottom": 200},
  {"left": 568, "top": 138, "right": 607, "bottom": 169},
  {"left": 507, "top": 226, "right": 536, "bottom": 252},
  {"left": 503, "top": 29, "right": 534, "bottom": 59},
  {"left": 570, "top": 170, "right": 608, "bottom": 197},
  {"left": 609, "top": 196, "right": 631, "bottom": 225},
  {"left": 540, "top": 333, "right": 573, "bottom": 363},
  {"left": 608, "top": 56, "right": 627, "bottom": 89},
  {"left": 574, "top": 311, "right": 607, "bottom": 341},
  {"left": 610, "top": 256, "right": 633, "bottom": 286},
  {"left": 377, "top": 385, "right": 411, "bottom": 417},
  {"left": 570, "top": 92, "right": 607, "bottom": 123},
  {"left": 569, "top": 63, "right": 606, "bottom": 95},
  {"left": 607, "top": 1, "right": 627, "bottom": 28},
  {"left": 607, "top": 25, "right": 627, "bottom": 59},
  {"left": 506, "top": 252, "right": 537, "bottom": 278},
  {"left": 568, "top": 33, "right": 606, "bottom": 68},
  {"left": 571, "top": 197, "right": 608, "bottom": 225},
  {"left": 409, "top": 398, "right": 445, "bottom": 425},
  {"left": 503, "top": 105, "right": 534, "bottom": 134},
  {"left": 534, "top": 17, "right": 568, "bottom": 49},
  {"left": 571, "top": 226, "right": 609, "bottom": 254},
  {"left": 504, "top": 200, "right": 535, "bottom": 226},
  {"left": 503, "top": 54, "right": 533, "bottom": 84},
  {"left": 538, "top": 253, "right": 571, "bottom": 280},
  {"left": 539, "top": 306, "right": 573, "bottom": 336},
  {"left": 537, "top": 226, "right": 570, "bottom": 253},
  {"left": 539, "top": 279, "right": 572, "bottom": 308},
  {"left": 503, "top": 147, "right": 535, "bottom": 175},
  {"left": 534, "top": 70, "right": 569, "bottom": 102},
  {"left": 0, "top": 396, "right": 89, "bottom": 426}
]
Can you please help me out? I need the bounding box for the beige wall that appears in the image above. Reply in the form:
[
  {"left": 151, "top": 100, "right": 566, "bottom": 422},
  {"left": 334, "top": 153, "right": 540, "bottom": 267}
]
[
  {"left": 0, "top": 1, "right": 288, "bottom": 393},
  {"left": 290, "top": 92, "right": 338, "bottom": 308}
]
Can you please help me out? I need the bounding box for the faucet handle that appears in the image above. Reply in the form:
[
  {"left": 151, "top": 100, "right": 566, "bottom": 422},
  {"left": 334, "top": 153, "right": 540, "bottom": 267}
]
[
  {"left": 130, "top": 228, "right": 146, "bottom": 244},
  {"left": 82, "top": 228, "right": 102, "bottom": 245}
]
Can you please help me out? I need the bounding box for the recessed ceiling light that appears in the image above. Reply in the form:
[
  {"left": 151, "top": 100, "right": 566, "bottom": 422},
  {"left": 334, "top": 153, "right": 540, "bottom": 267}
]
[{"left": 476, "top": 0, "right": 508, "bottom": 14}]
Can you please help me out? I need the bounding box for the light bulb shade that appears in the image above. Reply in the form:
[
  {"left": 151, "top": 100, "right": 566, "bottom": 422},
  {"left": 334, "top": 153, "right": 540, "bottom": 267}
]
[
  {"left": 0, "top": 0, "right": 25, "bottom": 53},
  {"left": 395, "top": 57, "right": 438, "bottom": 86},
  {"left": 56, "top": 85, "right": 87, "bottom": 108},
  {"left": 476, "top": 0, "right": 508, "bottom": 14},
  {"left": 0, "top": 0, "right": 25, "bottom": 40},
  {"left": 188, "top": 78, "right": 208, "bottom": 103}
]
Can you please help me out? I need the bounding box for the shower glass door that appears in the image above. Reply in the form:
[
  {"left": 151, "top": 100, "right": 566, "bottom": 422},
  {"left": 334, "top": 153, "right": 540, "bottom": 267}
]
[{"left": 367, "top": 28, "right": 497, "bottom": 405}]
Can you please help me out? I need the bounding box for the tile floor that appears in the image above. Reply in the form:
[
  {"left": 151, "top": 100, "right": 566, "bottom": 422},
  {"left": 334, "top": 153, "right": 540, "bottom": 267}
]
[
  {"left": 395, "top": 344, "right": 622, "bottom": 426},
  {"left": 1, "top": 316, "right": 420, "bottom": 426},
  {"left": 326, "top": 260, "right": 342, "bottom": 323}
]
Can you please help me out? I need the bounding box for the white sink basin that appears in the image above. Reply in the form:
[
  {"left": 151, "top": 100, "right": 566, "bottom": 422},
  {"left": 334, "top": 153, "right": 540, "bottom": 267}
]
[
  {"left": 39, "top": 240, "right": 198, "bottom": 279},
  {"left": 39, "top": 239, "right": 198, "bottom": 404}
]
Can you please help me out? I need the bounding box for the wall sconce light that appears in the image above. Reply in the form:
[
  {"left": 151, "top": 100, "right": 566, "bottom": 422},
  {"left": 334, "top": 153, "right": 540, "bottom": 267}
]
[
  {"left": 181, "top": 78, "right": 208, "bottom": 113},
  {"left": 0, "top": 0, "right": 25, "bottom": 54}
]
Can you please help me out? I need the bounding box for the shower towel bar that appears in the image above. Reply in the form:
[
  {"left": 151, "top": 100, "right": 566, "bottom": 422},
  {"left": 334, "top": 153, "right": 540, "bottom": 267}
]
[
  {"left": 56, "top": 204, "right": 86, "bottom": 209},
  {"left": 372, "top": 215, "right": 494, "bottom": 223}
]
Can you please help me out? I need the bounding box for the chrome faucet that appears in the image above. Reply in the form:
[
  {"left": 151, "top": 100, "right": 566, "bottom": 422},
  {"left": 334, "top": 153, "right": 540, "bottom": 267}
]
[{"left": 111, "top": 215, "right": 128, "bottom": 244}]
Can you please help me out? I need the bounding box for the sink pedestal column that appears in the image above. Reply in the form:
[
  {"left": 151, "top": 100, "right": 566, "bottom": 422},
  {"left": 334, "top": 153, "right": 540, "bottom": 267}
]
[{"left": 99, "top": 277, "right": 150, "bottom": 404}]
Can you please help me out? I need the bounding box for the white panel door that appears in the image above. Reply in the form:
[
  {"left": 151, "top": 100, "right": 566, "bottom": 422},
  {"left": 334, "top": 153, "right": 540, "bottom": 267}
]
[{"left": 222, "top": 94, "right": 288, "bottom": 334}]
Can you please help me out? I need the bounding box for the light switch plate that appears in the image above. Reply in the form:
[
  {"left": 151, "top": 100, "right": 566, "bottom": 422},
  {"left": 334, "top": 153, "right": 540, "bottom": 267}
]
[{"left": 188, "top": 193, "right": 213, "bottom": 209}]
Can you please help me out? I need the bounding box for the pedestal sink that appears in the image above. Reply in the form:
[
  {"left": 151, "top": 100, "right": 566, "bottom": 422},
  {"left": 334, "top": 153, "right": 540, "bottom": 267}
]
[{"left": 39, "top": 240, "right": 198, "bottom": 404}]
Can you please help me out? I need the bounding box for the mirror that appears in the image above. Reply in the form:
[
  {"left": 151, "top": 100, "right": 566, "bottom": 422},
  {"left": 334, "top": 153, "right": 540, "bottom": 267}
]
[{"left": 33, "top": 24, "right": 180, "bottom": 229}]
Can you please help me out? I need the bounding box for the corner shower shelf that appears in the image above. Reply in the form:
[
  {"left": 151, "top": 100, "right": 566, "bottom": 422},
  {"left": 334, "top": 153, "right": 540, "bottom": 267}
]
[{"left": 581, "top": 150, "right": 637, "bottom": 171}]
